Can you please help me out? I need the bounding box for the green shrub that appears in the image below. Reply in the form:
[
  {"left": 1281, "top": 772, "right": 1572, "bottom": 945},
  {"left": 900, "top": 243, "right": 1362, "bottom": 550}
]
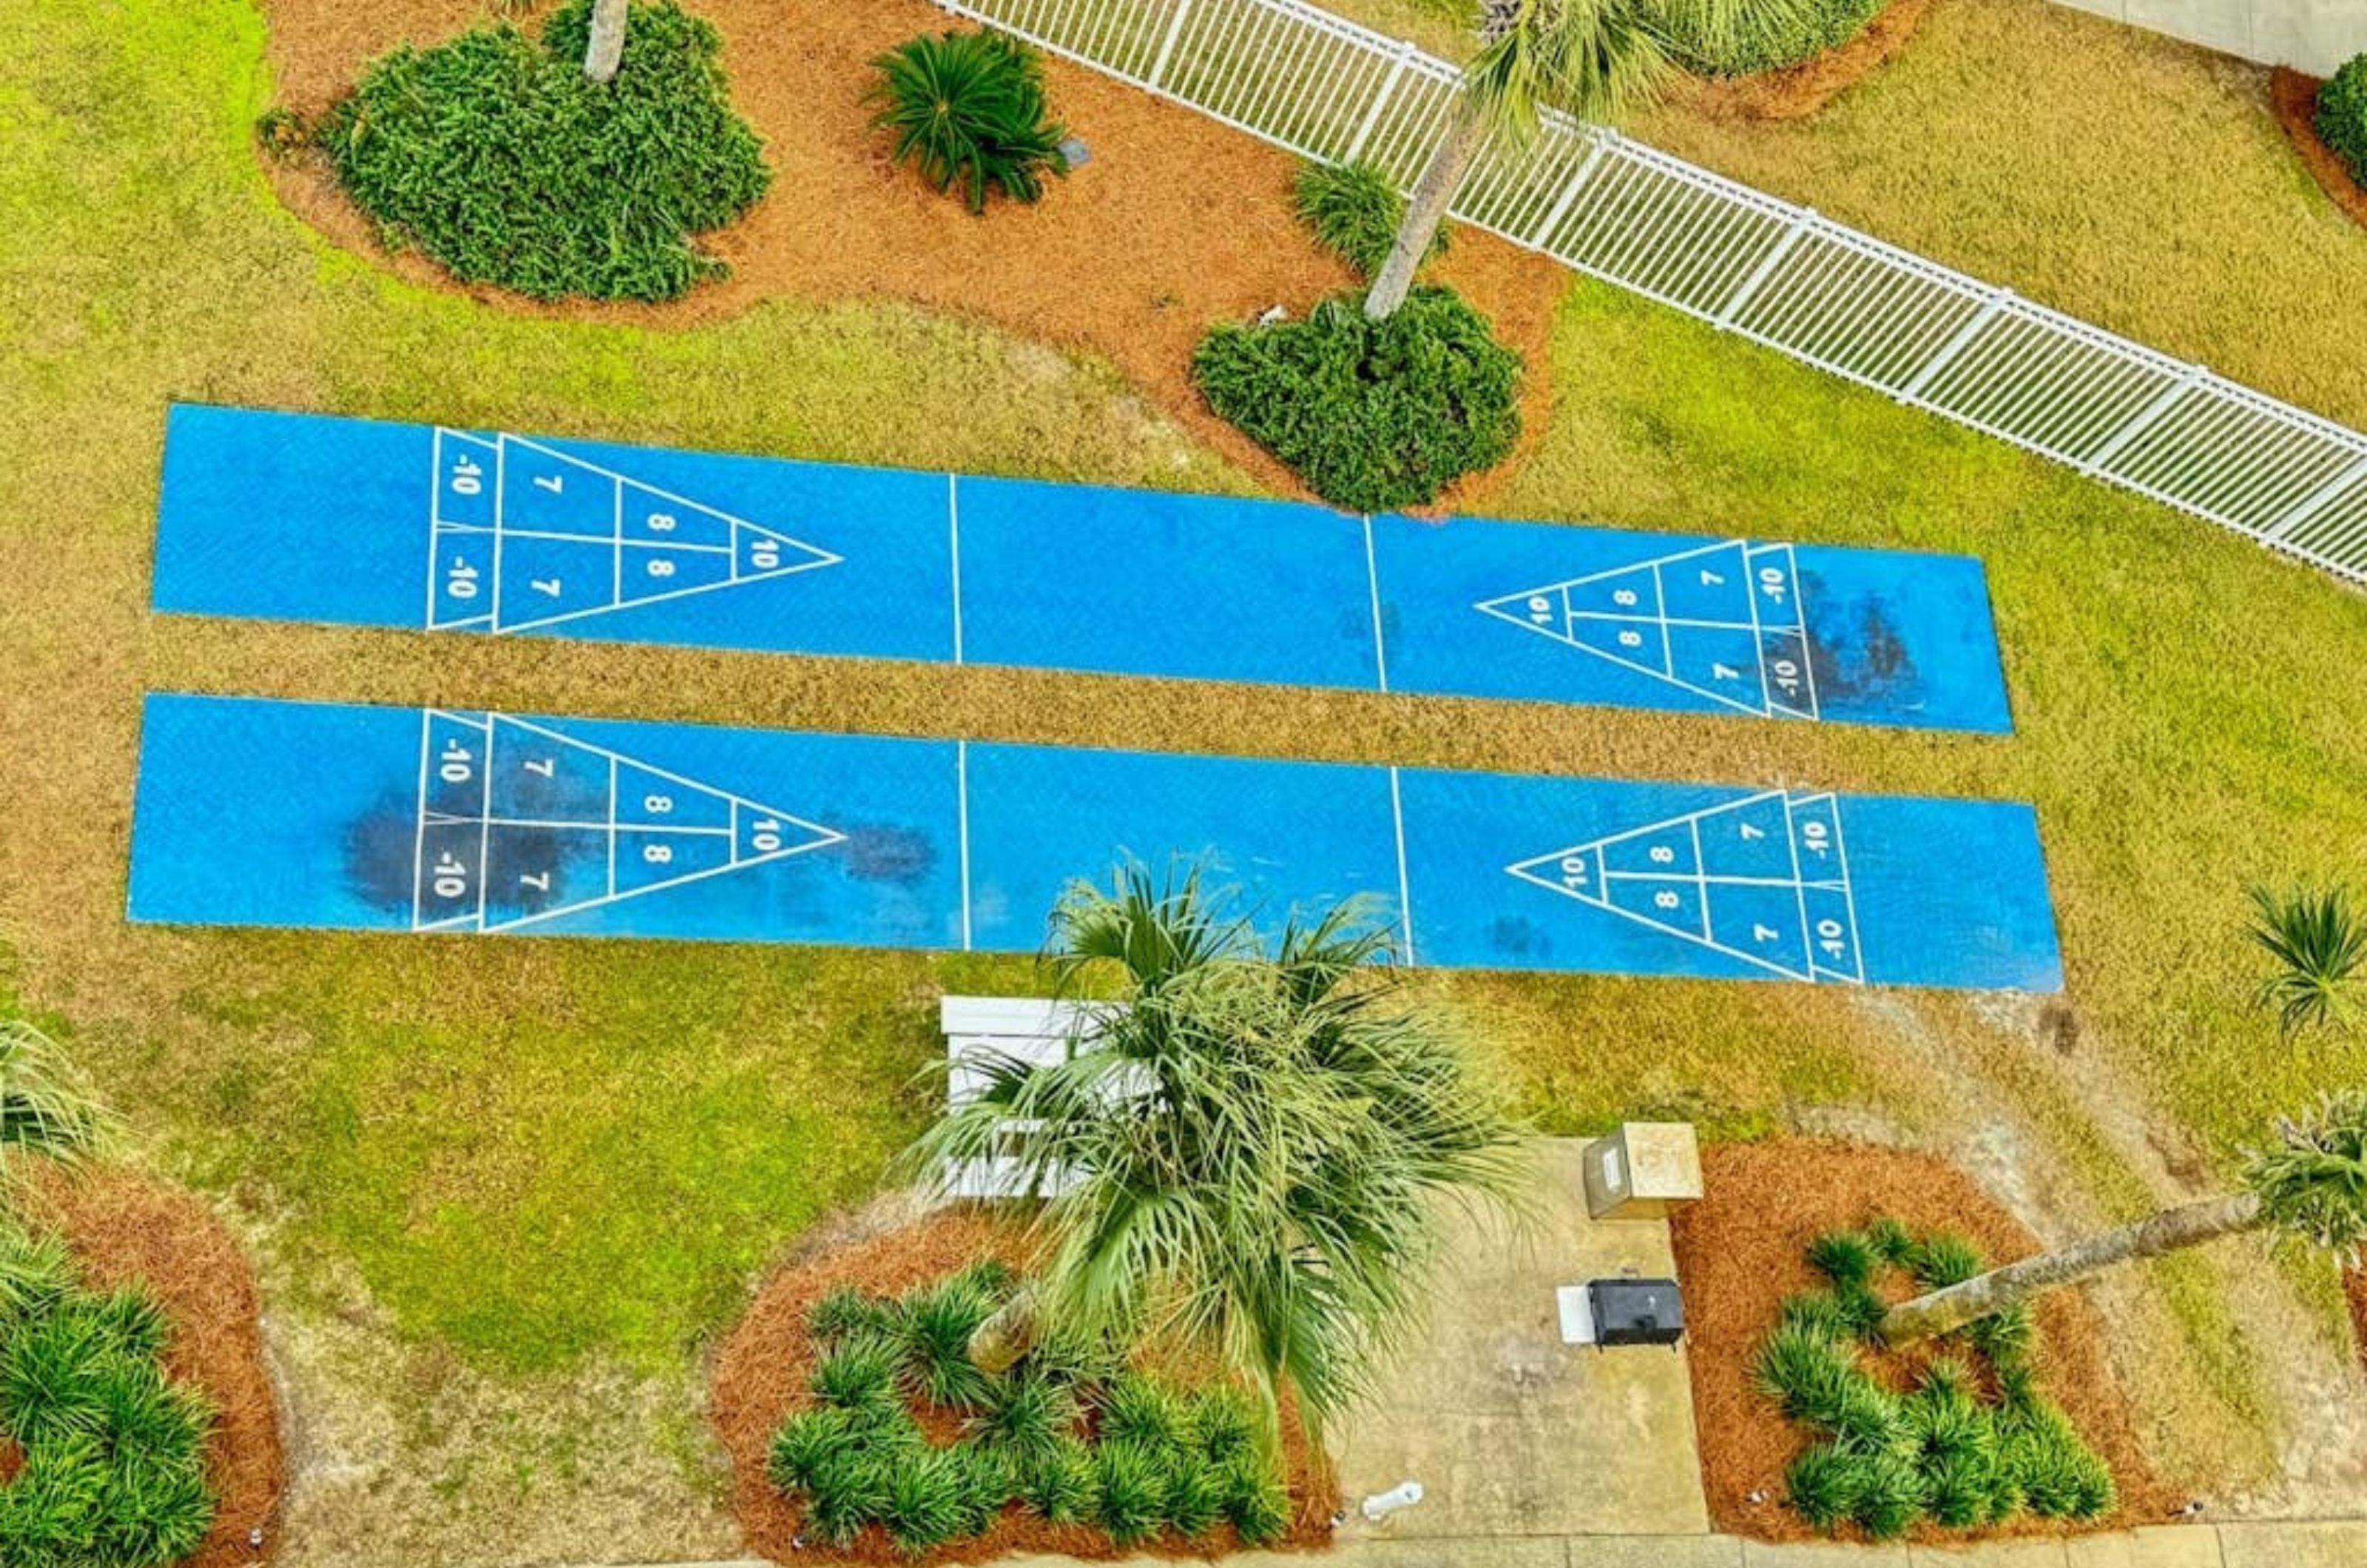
[
  {"left": 0, "top": 1236, "right": 217, "bottom": 1568},
  {"left": 896, "top": 1276, "right": 995, "bottom": 1409},
  {"left": 771, "top": 1261, "right": 1286, "bottom": 1552},
  {"left": 1806, "top": 1230, "right": 1876, "bottom": 1289},
  {"left": 1161, "top": 1449, "right": 1226, "bottom": 1537},
  {"left": 868, "top": 30, "right": 1067, "bottom": 213},
  {"left": 808, "top": 1284, "right": 897, "bottom": 1345},
  {"left": 1097, "top": 1372, "right": 1187, "bottom": 1450},
  {"left": 2320, "top": 55, "right": 2367, "bottom": 186},
  {"left": 810, "top": 1331, "right": 903, "bottom": 1418},
  {"left": 1908, "top": 1231, "right": 1985, "bottom": 1288},
  {"left": 1093, "top": 1439, "right": 1169, "bottom": 1545},
  {"left": 1187, "top": 1384, "right": 1260, "bottom": 1464},
  {"left": 1015, "top": 1436, "right": 1098, "bottom": 1523},
  {"left": 967, "top": 1370, "right": 1078, "bottom": 1464},
  {"left": 1783, "top": 1443, "right": 1860, "bottom": 1531},
  {"left": 1218, "top": 1453, "right": 1294, "bottom": 1546},
  {"left": 1755, "top": 1220, "right": 2114, "bottom": 1541},
  {"left": 1661, "top": 0, "right": 1888, "bottom": 78},
  {"left": 768, "top": 1405, "right": 857, "bottom": 1493},
  {"left": 1848, "top": 1443, "right": 1928, "bottom": 1538},
  {"left": 317, "top": 0, "right": 770, "bottom": 302},
  {"left": 1292, "top": 160, "right": 1447, "bottom": 278},
  {"left": 1193, "top": 288, "right": 1522, "bottom": 513}
]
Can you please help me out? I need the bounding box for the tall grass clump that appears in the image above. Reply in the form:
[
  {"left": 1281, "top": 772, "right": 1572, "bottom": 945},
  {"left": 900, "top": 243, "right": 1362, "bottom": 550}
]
[
  {"left": 1753, "top": 1219, "right": 2114, "bottom": 1539},
  {"left": 1293, "top": 160, "right": 1448, "bottom": 278},
  {"left": 316, "top": 0, "right": 771, "bottom": 302}
]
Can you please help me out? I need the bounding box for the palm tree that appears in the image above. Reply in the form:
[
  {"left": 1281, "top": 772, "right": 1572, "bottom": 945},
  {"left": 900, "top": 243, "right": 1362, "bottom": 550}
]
[
  {"left": 899, "top": 863, "right": 1531, "bottom": 1440},
  {"left": 0, "top": 1020, "right": 115, "bottom": 1195},
  {"left": 1365, "top": 0, "right": 1783, "bottom": 319},
  {"left": 1882, "top": 1092, "right": 2367, "bottom": 1345},
  {"left": 584, "top": 0, "right": 629, "bottom": 84},
  {"left": 2249, "top": 883, "right": 2365, "bottom": 1036}
]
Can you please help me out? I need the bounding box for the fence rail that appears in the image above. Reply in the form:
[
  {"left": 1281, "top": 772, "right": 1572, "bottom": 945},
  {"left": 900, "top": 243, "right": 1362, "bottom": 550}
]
[{"left": 936, "top": 0, "right": 2367, "bottom": 587}]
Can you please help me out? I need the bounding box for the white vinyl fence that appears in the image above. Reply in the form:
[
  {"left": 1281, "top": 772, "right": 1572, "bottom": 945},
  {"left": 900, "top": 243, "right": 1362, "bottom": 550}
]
[{"left": 935, "top": 0, "right": 2367, "bottom": 588}]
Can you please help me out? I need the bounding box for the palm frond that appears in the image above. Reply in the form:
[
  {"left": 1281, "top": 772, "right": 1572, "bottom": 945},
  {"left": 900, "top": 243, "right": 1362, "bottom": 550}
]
[
  {"left": 0, "top": 1021, "right": 116, "bottom": 1192},
  {"left": 2247, "top": 884, "right": 2366, "bottom": 1035},
  {"left": 2245, "top": 1090, "right": 2367, "bottom": 1263},
  {"left": 908, "top": 865, "right": 1532, "bottom": 1443}
]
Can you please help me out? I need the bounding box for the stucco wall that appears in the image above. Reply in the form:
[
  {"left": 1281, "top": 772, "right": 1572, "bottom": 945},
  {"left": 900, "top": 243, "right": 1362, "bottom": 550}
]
[{"left": 2050, "top": 0, "right": 2367, "bottom": 75}]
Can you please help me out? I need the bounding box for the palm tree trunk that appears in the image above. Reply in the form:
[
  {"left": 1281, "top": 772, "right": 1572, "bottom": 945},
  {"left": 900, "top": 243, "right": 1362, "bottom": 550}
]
[
  {"left": 1363, "top": 101, "right": 1487, "bottom": 320},
  {"left": 967, "top": 1285, "right": 1036, "bottom": 1376},
  {"left": 584, "top": 0, "right": 629, "bottom": 84},
  {"left": 1880, "top": 1191, "right": 2263, "bottom": 1345}
]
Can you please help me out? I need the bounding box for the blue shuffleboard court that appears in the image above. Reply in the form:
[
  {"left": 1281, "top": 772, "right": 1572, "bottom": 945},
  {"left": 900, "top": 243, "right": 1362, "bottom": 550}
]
[
  {"left": 152, "top": 405, "right": 2013, "bottom": 732},
  {"left": 129, "top": 695, "right": 2060, "bottom": 990}
]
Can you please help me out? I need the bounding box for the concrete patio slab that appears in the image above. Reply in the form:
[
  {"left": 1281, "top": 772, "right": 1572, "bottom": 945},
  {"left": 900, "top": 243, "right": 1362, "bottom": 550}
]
[
  {"left": 1333, "top": 1139, "right": 1710, "bottom": 1540},
  {"left": 2064, "top": 1524, "right": 2224, "bottom": 1568}
]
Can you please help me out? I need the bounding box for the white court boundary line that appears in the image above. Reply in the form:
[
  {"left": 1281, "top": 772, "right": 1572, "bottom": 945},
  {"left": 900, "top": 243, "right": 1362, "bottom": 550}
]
[{"left": 1363, "top": 514, "right": 1390, "bottom": 693}]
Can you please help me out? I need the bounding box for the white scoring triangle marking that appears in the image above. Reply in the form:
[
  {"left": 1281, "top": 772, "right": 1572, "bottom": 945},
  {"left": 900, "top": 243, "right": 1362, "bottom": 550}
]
[
  {"left": 1505, "top": 788, "right": 1863, "bottom": 984},
  {"left": 410, "top": 710, "right": 845, "bottom": 934}
]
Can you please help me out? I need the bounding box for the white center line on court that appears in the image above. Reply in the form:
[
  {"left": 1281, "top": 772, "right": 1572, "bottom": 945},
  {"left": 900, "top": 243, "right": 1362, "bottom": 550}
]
[
  {"left": 957, "top": 739, "right": 973, "bottom": 950},
  {"left": 948, "top": 473, "right": 965, "bottom": 666},
  {"left": 1363, "top": 514, "right": 1390, "bottom": 693},
  {"left": 1389, "top": 764, "right": 1415, "bottom": 964}
]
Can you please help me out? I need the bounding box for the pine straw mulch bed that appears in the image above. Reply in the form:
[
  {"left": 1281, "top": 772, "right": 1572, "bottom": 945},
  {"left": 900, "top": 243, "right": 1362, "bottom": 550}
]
[
  {"left": 255, "top": 0, "right": 1565, "bottom": 512},
  {"left": 23, "top": 1167, "right": 285, "bottom": 1568},
  {"left": 710, "top": 1205, "right": 1336, "bottom": 1565},
  {"left": 2272, "top": 68, "right": 2367, "bottom": 232},
  {"left": 1681, "top": 0, "right": 1934, "bottom": 122},
  {"left": 1669, "top": 1138, "right": 2180, "bottom": 1546}
]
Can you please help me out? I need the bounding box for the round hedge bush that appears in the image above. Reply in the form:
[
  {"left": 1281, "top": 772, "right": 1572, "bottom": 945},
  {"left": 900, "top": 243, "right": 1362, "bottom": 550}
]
[
  {"left": 1192, "top": 287, "right": 1522, "bottom": 513},
  {"left": 1661, "top": 0, "right": 1889, "bottom": 78},
  {"left": 317, "top": 0, "right": 771, "bottom": 303},
  {"left": 2318, "top": 53, "right": 2367, "bottom": 186}
]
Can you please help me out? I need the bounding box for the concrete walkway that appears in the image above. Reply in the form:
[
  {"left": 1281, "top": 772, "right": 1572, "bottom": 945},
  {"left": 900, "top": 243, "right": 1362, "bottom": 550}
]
[{"left": 621, "top": 1519, "right": 2367, "bottom": 1568}]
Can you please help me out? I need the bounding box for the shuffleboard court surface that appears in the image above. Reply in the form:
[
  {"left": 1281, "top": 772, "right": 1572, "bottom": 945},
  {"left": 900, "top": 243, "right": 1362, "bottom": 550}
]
[
  {"left": 129, "top": 695, "right": 2060, "bottom": 990},
  {"left": 153, "top": 405, "right": 2013, "bottom": 732}
]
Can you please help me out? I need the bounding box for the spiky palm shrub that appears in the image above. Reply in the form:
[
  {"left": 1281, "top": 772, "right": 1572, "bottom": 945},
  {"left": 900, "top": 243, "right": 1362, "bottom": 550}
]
[
  {"left": 2248, "top": 884, "right": 2365, "bottom": 1035},
  {"left": 0, "top": 1021, "right": 115, "bottom": 1197},
  {"left": 901, "top": 863, "right": 1532, "bottom": 1444},
  {"left": 867, "top": 30, "right": 1067, "bottom": 213}
]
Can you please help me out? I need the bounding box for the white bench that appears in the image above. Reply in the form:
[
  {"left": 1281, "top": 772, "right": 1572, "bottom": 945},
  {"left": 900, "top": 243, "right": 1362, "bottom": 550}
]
[{"left": 937, "top": 996, "right": 1118, "bottom": 1200}]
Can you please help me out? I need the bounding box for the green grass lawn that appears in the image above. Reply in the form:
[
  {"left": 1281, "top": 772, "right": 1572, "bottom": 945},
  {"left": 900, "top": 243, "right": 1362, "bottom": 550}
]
[{"left": 6, "top": 0, "right": 2367, "bottom": 1558}]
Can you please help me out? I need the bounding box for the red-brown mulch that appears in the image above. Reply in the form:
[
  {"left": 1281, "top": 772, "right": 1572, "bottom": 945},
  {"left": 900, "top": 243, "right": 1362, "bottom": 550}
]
[
  {"left": 255, "top": 0, "right": 1566, "bottom": 513},
  {"left": 2341, "top": 1265, "right": 2367, "bottom": 1376},
  {"left": 1683, "top": 0, "right": 1934, "bottom": 121},
  {"left": 710, "top": 1206, "right": 1335, "bottom": 1565},
  {"left": 27, "top": 1168, "right": 285, "bottom": 1568},
  {"left": 1668, "top": 1139, "right": 2179, "bottom": 1545},
  {"left": 2272, "top": 68, "right": 2367, "bottom": 230}
]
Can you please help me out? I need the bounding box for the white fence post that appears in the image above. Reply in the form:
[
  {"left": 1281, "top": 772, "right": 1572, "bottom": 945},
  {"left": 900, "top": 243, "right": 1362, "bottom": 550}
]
[
  {"left": 2263, "top": 450, "right": 2367, "bottom": 540},
  {"left": 2081, "top": 362, "right": 2207, "bottom": 475},
  {"left": 1146, "top": 0, "right": 1198, "bottom": 94},
  {"left": 1525, "top": 130, "right": 1613, "bottom": 249},
  {"left": 1897, "top": 285, "right": 2012, "bottom": 401},
  {"left": 1343, "top": 38, "right": 1414, "bottom": 163},
  {"left": 1714, "top": 206, "right": 1817, "bottom": 328}
]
